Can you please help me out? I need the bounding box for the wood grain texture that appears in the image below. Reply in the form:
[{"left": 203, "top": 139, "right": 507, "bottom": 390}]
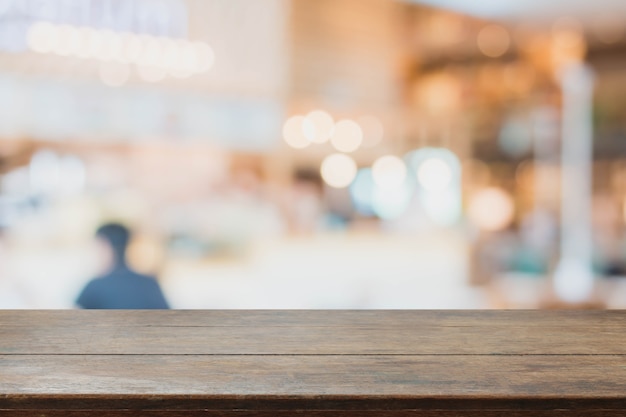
[
  {"left": 1, "top": 310, "right": 625, "bottom": 416},
  {"left": 0, "top": 412, "right": 621, "bottom": 417},
  {"left": 2, "top": 310, "right": 625, "bottom": 354}
]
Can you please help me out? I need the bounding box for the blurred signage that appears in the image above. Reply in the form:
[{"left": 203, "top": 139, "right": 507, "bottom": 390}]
[
  {"left": 0, "top": 74, "right": 282, "bottom": 150},
  {"left": 0, "top": 0, "right": 188, "bottom": 51}
]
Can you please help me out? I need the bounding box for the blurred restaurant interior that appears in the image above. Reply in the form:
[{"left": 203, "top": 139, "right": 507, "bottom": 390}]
[{"left": 1, "top": 0, "right": 626, "bottom": 309}]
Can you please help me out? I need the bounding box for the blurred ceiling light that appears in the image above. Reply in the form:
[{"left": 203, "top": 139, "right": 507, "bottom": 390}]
[
  {"left": 98, "top": 62, "right": 131, "bottom": 87},
  {"left": 27, "top": 22, "right": 57, "bottom": 53},
  {"left": 193, "top": 41, "right": 215, "bottom": 72},
  {"left": 417, "top": 157, "right": 453, "bottom": 192},
  {"left": 97, "top": 30, "right": 120, "bottom": 61},
  {"left": 477, "top": 24, "right": 511, "bottom": 58},
  {"left": 282, "top": 115, "right": 311, "bottom": 149},
  {"left": 84, "top": 29, "right": 102, "bottom": 60},
  {"left": 158, "top": 38, "right": 177, "bottom": 66},
  {"left": 137, "top": 65, "right": 167, "bottom": 83},
  {"left": 331, "top": 119, "right": 363, "bottom": 153},
  {"left": 76, "top": 27, "right": 92, "bottom": 58},
  {"left": 135, "top": 36, "right": 159, "bottom": 67},
  {"left": 26, "top": 22, "right": 214, "bottom": 81},
  {"left": 357, "top": 116, "right": 384, "bottom": 148},
  {"left": 54, "top": 25, "right": 80, "bottom": 56},
  {"left": 320, "top": 153, "right": 358, "bottom": 188},
  {"left": 468, "top": 187, "right": 514, "bottom": 231},
  {"left": 179, "top": 41, "right": 199, "bottom": 73},
  {"left": 372, "top": 155, "right": 407, "bottom": 189},
  {"left": 303, "top": 110, "right": 334, "bottom": 144},
  {"left": 124, "top": 34, "right": 144, "bottom": 63}
]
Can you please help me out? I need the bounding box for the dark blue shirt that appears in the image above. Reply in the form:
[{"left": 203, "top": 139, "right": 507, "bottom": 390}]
[{"left": 77, "top": 266, "right": 169, "bottom": 309}]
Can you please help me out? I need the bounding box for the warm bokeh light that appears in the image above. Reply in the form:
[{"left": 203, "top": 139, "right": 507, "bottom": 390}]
[
  {"left": 468, "top": 187, "right": 515, "bottom": 231},
  {"left": 477, "top": 24, "right": 511, "bottom": 58},
  {"left": 357, "top": 116, "right": 384, "bottom": 148},
  {"left": 417, "top": 157, "right": 453, "bottom": 192},
  {"left": 330, "top": 120, "right": 363, "bottom": 153},
  {"left": 54, "top": 25, "right": 80, "bottom": 56},
  {"left": 26, "top": 22, "right": 214, "bottom": 82},
  {"left": 193, "top": 41, "right": 215, "bottom": 72},
  {"left": 282, "top": 116, "right": 311, "bottom": 149},
  {"left": 320, "top": 153, "right": 358, "bottom": 188},
  {"left": 26, "top": 22, "right": 56, "bottom": 53},
  {"left": 372, "top": 156, "right": 407, "bottom": 189},
  {"left": 416, "top": 73, "right": 462, "bottom": 113},
  {"left": 303, "top": 110, "right": 334, "bottom": 144}
]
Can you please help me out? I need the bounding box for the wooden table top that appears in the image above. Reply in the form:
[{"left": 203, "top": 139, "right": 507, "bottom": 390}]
[{"left": 1, "top": 310, "right": 625, "bottom": 416}]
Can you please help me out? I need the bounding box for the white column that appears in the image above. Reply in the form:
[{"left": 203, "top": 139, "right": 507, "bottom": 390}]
[{"left": 553, "top": 63, "right": 595, "bottom": 302}]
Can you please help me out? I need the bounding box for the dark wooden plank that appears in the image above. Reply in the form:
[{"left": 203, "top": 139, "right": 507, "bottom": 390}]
[
  {"left": 2, "top": 310, "right": 626, "bottom": 416},
  {"left": 1, "top": 354, "right": 626, "bottom": 409},
  {"left": 0, "top": 411, "right": 620, "bottom": 417},
  {"left": 1, "top": 310, "right": 626, "bottom": 355}
]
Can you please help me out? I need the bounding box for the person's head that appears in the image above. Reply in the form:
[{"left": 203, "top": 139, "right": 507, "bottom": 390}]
[{"left": 96, "top": 223, "right": 130, "bottom": 267}]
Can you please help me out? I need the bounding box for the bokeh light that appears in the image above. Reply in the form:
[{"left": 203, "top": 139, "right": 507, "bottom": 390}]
[
  {"left": 407, "top": 148, "right": 461, "bottom": 192},
  {"left": 27, "top": 22, "right": 56, "bottom": 53},
  {"left": 372, "top": 181, "right": 413, "bottom": 220},
  {"left": 25, "top": 22, "right": 214, "bottom": 82},
  {"left": 349, "top": 167, "right": 414, "bottom": 220},
  {"left": 417, "top": 158, "right": 453, "bottom": 192},
  {"left": 468, "top": 187, "right": 515, "bottom": 231},
  {"left": 282, "top": 115, "right": 311, "bottom": 149},
  {"left": 477, "top": 24, "right": 510, "bottom": 58},
  {"left": 54, "top": 25, "right": 80, "bottom": 56},
  {"left": 349, "top": 168, "right": 376, "bottom": 216},
  {"left": 303, "top": 110, "right": 334, "bottom": 144},
  {"left": 372, "top": 155, "right": 407, "bottom": 189},
  {"left": 320, "top": 153, "right": 357, "bottom": 188},
  {"left": 331, "top": 119, "right": 363, "bottom": 153},
  {"left": 193, "top": 41, "right": 216, "bottom": 72}
]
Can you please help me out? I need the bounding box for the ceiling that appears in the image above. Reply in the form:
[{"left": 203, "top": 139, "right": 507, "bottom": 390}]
[{"left": 412, "top": 0, "right": 626, "bottom": 23}]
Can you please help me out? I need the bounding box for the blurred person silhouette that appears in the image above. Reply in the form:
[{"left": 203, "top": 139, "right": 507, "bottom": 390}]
[{"left": 76, "top": 223, "right": 169, "bottom": 309}]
